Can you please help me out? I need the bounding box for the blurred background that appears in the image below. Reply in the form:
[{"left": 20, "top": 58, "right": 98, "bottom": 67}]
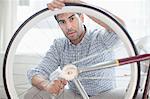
[{"left": 0, "top": 0, "right": 150, "bottom": 98}]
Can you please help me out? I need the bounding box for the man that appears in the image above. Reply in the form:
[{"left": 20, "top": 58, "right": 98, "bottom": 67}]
[{"left": 24, "top": 0, "right": 125, "bottom": 99}]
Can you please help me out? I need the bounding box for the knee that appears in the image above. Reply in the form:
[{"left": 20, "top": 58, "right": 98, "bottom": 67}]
[{"left": 24, "top": 87, "right": 40, "bottom": 99}]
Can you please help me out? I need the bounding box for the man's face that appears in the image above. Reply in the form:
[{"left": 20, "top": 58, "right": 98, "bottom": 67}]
[{"left": 56, "top": 13, "right": 84, "bottom": 42}]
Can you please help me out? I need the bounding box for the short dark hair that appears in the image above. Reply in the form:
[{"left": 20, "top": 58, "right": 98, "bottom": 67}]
[{"left": 54, "top": 13, "right": 81, "bottom": 22}]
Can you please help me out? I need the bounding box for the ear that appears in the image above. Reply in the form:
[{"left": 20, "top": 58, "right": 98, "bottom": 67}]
[{"left": 80, "top": 14, "right": 84, "bottom": 23}]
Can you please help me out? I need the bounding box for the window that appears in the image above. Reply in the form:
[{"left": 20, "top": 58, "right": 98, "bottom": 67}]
[
  {"left": 15, "top": 0, "right": 150, "bottom": 55},
  {"left": 16, "top": 0, "right": 65, "bottom": 55}
]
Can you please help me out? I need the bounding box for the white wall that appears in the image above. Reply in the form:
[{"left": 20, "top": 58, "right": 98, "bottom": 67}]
[
  {"left": 0, "top": 53, "right": 42, "bottom": 99},
  {"left": 14, "top": 54, "right": 42, "bottom": 98}
]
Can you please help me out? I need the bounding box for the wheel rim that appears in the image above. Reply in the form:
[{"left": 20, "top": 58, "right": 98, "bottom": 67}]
[{"left": 3, "top": 3, "right": 140, "bottom": 99}]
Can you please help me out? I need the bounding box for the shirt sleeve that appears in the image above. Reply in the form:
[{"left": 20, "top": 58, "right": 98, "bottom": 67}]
[
  {"left": 27, "top": 39, "right": 61, "bottom": 83},
  {"left": 98, "top": 29, "right": 119, "bottom": 49}
]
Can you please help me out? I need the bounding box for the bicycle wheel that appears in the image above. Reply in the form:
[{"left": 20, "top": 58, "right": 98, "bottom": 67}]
[{"left": 3, "top": 3, "right": 140, "bottom": 99}]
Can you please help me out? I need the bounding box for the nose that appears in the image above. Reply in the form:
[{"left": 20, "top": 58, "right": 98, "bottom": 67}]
[{"left": 66, "top": 21, "right": 72, "bottom": 30}]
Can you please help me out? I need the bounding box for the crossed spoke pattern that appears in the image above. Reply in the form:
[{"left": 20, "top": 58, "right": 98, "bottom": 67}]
[{"left": 13, "top": 19, "right": 140, "bottom": 99}]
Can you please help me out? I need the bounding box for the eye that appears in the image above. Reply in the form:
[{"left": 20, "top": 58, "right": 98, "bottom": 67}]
[
  {"left": 70, "top": 17, "right": 74, "bottom": 21},
  {"left": 58, "top": 20, "right": 65, "bottom": 24}
]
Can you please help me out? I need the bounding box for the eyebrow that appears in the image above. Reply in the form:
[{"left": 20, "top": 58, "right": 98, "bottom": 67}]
[
  {"left": 57, "top": 14, "right": 76, "bottom": 23},
  {"left": 68, "top": 14, "right": 75, "bottom": 19}
]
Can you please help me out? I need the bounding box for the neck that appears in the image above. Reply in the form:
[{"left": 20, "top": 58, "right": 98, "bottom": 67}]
[
  {"left": 71, "top": 31, "right": 85, "bottom": 45},
  {"left": 71, "top": 25, "right": 86, "bottom": 45}
]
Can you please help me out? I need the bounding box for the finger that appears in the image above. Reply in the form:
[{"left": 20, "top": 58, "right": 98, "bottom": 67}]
[
  {"left": 51, "top": 84, "right": 60, "bottom": 94},
  {"left": 57, "top": 0, "right": 66, "bottom": 2},
  {"left": 61, "top": 79, "right": 68, "bottom": 85},
  {"left": 50, "top": 1, "right": 63, "bottom": 10},
  {"left": 56, "top": 85, "right": 64, "bottom": 95},
  {"left": 57, "top": 85, "right": 64, "bottom": 95},
  {"left": 54, "top": 0, "right": 65, "bottom": 7},
  {"left": 51, "top": 87, "right": 59, "bottom": 95},
  {"left": 52, "top": 82, "right": 64, "bottom": 95},
  {"left": 47, "top": 3, "right": 55, "bottom": 10},
  {"left": 53, "top": 80, "right": 62, "bottom": 89},
  {"left": 54, "top": 80, "right": 62, "bottom": 85},
  {"left": 60, "top": 83, "right": 65, "bottom": 89},
  {"left": 63, "top": 0, "right": 76, "bottom": 3},
  {"left": 53, "top": 80, "right": 65, "bottom": 90},
  {"left": 55, "top": 82, "right": 64, "bottom": 90}
]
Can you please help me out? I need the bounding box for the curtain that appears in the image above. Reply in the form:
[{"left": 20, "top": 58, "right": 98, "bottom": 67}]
[
  {"left": 0, "top": 0, "right": 17, "bottom": 98},
  {"left": 0, "top": 0, "right": 17, "bottom": 53}
]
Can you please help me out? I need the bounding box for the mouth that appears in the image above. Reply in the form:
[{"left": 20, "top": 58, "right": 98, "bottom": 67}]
[{"left": 68, "top": 32, "right": 76, "bottom": 36}]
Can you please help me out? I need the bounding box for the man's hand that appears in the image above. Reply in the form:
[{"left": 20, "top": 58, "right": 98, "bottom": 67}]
[
  {"left": 44, "top": 79, "right": 68, "bottom": 95},
  {"left": 32, "top": 75, "right": 68, "bottom": 95},
  {"left": 47, "top": 0, "right": 81, "bottom": 10}
]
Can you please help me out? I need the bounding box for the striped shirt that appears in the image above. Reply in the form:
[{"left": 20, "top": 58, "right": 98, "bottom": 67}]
[{"left": 27, "top": 27, "right": 118, "bottom": 96}]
